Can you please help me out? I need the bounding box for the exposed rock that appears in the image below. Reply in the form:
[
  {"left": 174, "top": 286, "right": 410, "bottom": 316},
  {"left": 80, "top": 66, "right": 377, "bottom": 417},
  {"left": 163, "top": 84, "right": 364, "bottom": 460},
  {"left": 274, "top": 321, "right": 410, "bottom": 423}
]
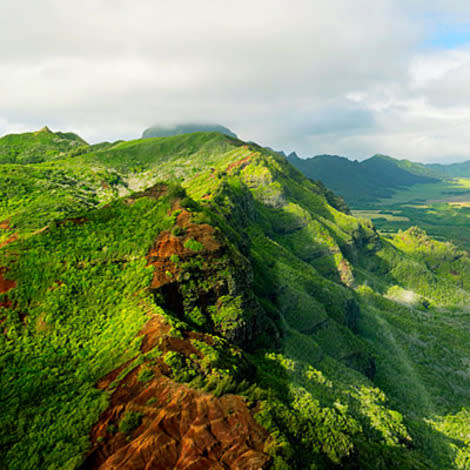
[
  {"left": 147, "top": 205, "right": 264, "bottom": 349},
  {"left": 0, "top": 267, "right": 16, "bottom": 308},
  {"left": 81, "top": 316, "right": 271, "bottom": 470}
]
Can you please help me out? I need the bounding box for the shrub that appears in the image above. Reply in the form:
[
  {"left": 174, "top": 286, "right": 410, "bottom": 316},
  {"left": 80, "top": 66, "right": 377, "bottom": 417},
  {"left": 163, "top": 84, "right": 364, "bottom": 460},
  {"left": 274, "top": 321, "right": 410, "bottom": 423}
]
[
  {"left": 137, "top": 367, "right": 154, "bottom": 383},
  {"left": 183, "top": 238, "right": 204, "bottom": 252},
  {"left": 119, "top": 411, "right": 143, "bottom": 434},
  {"left": 185, "top": 306, "right": 208, "bottom": 328},
  {"left": 170, "top": 254, "right": 180, "bottom": 264},
  {"left": 172, "top": 225, "right": 185, "bottom": 236},
  {"left": 163, "top": 351, "right": 196, "bottom": 382}
]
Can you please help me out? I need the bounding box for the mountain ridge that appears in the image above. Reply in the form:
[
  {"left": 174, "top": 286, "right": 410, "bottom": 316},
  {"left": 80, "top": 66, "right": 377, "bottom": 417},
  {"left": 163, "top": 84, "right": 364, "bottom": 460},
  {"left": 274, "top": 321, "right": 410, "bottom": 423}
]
[
  {"left": 0, "top": 127, "right": 88, "bottom": 164},
  {"left": 287, "top": 152, "right": 441, "bottom": 205},
  {"left": 0, "top": 129, "right": 469, "bottom": 469}
]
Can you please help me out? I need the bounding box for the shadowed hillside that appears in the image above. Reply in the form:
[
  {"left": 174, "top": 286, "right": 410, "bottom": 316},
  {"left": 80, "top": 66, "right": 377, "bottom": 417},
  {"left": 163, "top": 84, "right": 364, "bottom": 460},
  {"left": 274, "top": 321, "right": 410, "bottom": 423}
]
[{"left": 287, "top": 152, "right": 439, "bottom": 205}]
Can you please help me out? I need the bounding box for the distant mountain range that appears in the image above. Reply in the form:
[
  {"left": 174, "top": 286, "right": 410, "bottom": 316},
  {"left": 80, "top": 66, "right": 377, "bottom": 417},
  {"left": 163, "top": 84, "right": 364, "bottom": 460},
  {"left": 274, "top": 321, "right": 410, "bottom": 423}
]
[
  {"left": 428, "top": 160, "right": 470, "bottom": 177},
  {"left": 287, "top": 151, "right": 470, "bottom": 205}
]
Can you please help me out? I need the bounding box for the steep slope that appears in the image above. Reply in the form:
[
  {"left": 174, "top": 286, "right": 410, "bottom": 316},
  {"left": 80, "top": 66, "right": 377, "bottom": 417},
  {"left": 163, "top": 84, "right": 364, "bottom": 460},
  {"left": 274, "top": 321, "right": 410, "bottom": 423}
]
[
  {"left": 0, "top": 131, "right": 469, "bottom": 469},
  {"left": 0, "top": 126, "right": 88, "bottom": 164},
  {"left": 287, "top": 152, "right": 439, "bottom": 205}
]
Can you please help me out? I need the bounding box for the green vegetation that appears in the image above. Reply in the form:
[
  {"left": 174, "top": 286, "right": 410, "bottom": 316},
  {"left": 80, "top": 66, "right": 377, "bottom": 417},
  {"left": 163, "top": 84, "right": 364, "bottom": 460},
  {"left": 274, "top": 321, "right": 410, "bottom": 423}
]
[
  {"left": 0, "top": 126, "right": 87, "bottom": 164},
  {"left": 290, "top": 151, "right": 470, "bottom": 251},
  {"left": 0, "top": 185, "right": 177, "bottom": 468},
  {"left": 287, "top": 152, "right": 438, "bottom": 204},
  {"left": 183, "top": 238, "right": 204, "bottom": 252},
  {"left": 351, "top": 179, "right": 470, "bottom": 251},
  {"left": 0, "top": 128, "right": 469, "bottom": 469},
  {"left": 118, "top": 411, "right": 143, "bottom": 434}
]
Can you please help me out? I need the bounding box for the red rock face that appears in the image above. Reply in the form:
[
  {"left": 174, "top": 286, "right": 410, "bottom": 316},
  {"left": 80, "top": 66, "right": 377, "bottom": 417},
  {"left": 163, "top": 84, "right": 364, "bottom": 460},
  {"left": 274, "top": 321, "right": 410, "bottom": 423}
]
[
  {"left": 147, "top": 207, "right": 223, "bottom": 293},
  {"left": 81, "top": 198, "right": 270, "bottom": 469},
  {"left": 0, "top": 267, "right": 16, "bottom": 308},
  {"left": 81, "top": 317, "right": 271, "bottom": 470}
]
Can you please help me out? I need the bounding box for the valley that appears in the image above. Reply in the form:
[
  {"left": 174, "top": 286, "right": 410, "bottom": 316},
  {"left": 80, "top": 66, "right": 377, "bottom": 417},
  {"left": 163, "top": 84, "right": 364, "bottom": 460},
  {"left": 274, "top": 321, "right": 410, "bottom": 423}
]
[{"left": 352, "top": 179, "right": 470, "bottom": 251}]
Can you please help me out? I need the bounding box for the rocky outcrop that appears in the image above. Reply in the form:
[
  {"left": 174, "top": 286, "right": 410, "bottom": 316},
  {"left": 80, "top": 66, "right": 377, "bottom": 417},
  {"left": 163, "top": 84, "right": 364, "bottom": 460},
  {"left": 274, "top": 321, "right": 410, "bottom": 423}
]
[
  {"left": 147, "top": 204, "right": 264, "bottom": 349},
  {"left": 81, "top": 317, "right": 271, "bottom": 470}
]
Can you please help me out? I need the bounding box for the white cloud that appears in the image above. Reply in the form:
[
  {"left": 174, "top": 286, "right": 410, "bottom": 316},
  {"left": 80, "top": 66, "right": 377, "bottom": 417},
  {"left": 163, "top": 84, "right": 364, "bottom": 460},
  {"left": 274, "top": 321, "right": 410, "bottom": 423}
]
[{"left": 1, "top": 0, "right": 470, "bottom": 161}]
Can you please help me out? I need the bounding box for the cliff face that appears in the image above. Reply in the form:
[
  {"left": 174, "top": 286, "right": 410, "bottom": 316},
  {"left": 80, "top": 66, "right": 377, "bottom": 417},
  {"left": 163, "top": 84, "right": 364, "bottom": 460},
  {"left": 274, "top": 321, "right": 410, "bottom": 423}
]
[
  {"left": 81, "top": 317, "right": 270, "bottom": 470},
  {"left": 146, "top": 198, "right": 268, "bottom": 349}
]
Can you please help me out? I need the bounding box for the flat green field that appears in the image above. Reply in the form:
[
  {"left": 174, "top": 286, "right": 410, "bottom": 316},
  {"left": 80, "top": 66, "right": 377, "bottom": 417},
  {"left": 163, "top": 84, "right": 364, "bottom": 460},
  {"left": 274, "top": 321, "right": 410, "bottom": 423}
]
[
  {"left": 352, "top": 210, "right": 410, "bottom": 222},
  {"left": 353, "top": 178, "right": 470, "bottom": 250},
  {"left": 375, "top": 178, "right": 470, "bottom": 205}
]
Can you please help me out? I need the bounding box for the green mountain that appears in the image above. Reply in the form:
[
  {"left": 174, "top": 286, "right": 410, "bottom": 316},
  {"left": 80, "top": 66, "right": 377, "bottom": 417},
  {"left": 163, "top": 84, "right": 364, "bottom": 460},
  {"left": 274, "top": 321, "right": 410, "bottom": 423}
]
[
  {"left": 0, "top": 126, "right": 88, "bottom": 164},
  {"left": 142, "top": 123, "right": 237, "bottom": 139},
  {"left": 428, "top": 160, "right": 470, "bottom": 178},
  {"left": 0, "top": 129, "right": 469, "bottom": 469},
  {"left": 287, "top": 152, "right": 440, "bottom": 205}
]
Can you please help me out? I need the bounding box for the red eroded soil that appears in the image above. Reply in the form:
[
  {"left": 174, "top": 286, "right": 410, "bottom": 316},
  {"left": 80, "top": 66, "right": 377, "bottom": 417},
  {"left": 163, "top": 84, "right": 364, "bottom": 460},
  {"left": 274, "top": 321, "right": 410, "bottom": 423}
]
[
  {"left": 0, "top": 220, "right": 18, "bottom": 250},
  {"left": 226, "top": 156, "right": 252, "bottom": 174},
  {"left": 81, "top": 316, "right": 271, "bottom": 470},
  {"left": 147, "top": 208, "right": 223, "bottom": 292},
  {"left": 0, "top": 220, "right": 17, "bottom": 309},
  {"left": 0, "top": 219, "right": 11, "bottom": 230},
  {"left": 82, "top": 199, "right": 270, "bottom": 468},
  {"left": 0, "top": 267, "right": 16, "bottom": 308},
  {"left": 0, "top": 233, "right": 18, "bottom": 249}
]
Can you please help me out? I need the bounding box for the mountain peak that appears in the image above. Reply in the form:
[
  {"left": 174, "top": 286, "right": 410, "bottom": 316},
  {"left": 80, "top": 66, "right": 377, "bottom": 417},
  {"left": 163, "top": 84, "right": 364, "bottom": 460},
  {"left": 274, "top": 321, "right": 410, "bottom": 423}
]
[
  {"left": 287, "top": 151, "right": 300, "bottom": 160},
  {"left": 36, "top": 125, "right": 52, "bottom": 134},
  {"left": 142, "top": 123, "right": 237, "bottom": 139}
]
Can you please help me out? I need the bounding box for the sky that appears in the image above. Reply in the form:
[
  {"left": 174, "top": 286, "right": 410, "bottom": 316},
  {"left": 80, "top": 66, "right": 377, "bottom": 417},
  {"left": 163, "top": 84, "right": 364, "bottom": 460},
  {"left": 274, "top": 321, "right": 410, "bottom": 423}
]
[{"left": 2, "top": 1, "right": 470, "bottom": 163}]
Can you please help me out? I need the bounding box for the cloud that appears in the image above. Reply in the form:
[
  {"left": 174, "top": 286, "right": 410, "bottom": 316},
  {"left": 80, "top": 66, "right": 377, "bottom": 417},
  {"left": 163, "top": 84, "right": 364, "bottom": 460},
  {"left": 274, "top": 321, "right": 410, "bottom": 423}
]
[{"left": 1, "top": 0, "right": 470, "bottom": 162}]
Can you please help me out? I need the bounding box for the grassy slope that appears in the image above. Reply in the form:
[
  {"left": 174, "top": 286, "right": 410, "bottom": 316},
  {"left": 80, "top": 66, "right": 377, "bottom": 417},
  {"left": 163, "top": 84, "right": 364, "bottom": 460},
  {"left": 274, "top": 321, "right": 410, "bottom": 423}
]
[
  {"left": 0, "top": 190, "right": 178, "bottom": 468},
  {"left": 0, "top": 127, "right": 88, "bottom": 164},
  {"left": 0, "top": 132, "right": 469, "bottom": 469}
]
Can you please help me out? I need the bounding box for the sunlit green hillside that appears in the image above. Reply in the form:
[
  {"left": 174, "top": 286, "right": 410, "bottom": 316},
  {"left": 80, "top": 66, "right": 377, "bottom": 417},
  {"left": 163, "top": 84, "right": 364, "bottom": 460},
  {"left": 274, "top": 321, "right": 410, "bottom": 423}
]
[
  {"left": 0, "top": 126, "right": 87, "bottom": 165},
  {"left": 0, "top": 130, "right": 469, "bottom": 469}
]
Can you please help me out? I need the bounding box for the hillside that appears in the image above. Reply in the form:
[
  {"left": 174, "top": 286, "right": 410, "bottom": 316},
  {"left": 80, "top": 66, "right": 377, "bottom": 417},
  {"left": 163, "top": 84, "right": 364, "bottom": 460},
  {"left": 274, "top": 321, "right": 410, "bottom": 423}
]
[
  {"left": 287, "top": 152, "right": 439, "bottom": 205},
  {"left": 0, "top": 130, "right": 469, "bottom": 469},
  {"left": 0, "top": 126, "right": 88, "bottom": 164}
]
